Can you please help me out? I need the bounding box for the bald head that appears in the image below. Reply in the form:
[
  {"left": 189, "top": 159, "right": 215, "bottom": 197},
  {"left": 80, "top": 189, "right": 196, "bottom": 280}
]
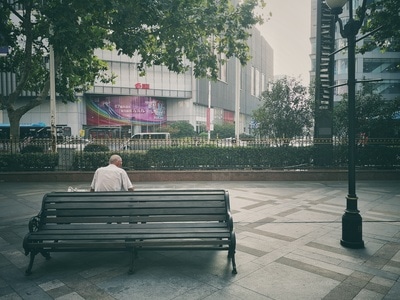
[{"left": 109, "top": 154, "right": 122, "bottom": 165}]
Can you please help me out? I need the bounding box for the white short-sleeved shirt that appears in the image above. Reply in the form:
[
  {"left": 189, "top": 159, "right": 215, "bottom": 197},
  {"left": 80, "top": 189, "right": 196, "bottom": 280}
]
[{"left": 90, "top": 164, "right": 133, "bottom": 191}]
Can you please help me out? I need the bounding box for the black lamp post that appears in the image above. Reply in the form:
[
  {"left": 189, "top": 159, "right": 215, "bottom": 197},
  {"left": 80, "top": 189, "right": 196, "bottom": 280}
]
[{"left": 325, "top": 0, "right": 366, "bottom": 249}]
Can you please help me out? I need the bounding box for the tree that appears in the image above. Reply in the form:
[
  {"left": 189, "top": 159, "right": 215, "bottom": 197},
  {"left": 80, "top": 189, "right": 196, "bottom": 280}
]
[
  {"left": 333, "top": 83, "right": 400, "bottom": 139},
  {"left": 211, "top": 123, "right": 235, "bottom": 139},
  {"left": 163, "top": 121, "right": 196, "bottom": 138},
  {"left": 360, "top": 0, "right": 400, "bottom": 53},
  {"left": 252, "top": 77, "right": 313, "bottom": 141},
  {"left": 0, "top": 0, "right": 266, "bottom": 143}
]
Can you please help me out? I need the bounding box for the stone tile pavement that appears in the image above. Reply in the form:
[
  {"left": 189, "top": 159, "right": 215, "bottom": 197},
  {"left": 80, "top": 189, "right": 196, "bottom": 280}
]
[{"left": 0, "top": 180, "right": 399, "bottom": 299}]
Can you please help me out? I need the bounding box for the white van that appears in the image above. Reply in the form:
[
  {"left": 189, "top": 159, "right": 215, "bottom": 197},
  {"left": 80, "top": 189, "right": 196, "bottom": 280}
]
[
  {"left": 124, "top": 132, "right": 171, "bottom": 150},
  {"left": 131, "top": 132, "right": 170, "bottom": 140}
]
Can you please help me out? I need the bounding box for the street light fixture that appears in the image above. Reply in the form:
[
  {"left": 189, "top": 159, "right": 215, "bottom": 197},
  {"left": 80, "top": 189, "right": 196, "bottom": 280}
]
[{"left": 325, "top": 0, "right": 367, "bottom": 249}]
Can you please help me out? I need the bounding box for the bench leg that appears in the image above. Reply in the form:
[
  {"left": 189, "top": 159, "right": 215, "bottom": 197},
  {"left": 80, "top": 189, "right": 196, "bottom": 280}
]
[
  {"left": 25, "top": 252, "right": 37, "bottom": 275},
  {"left": 128, "top": 249, "right": 136, "bottom": 274},
  {"left": 228, "top": 248, "right": 237, "bottom": 274},
  {"left": 231, "top": 252, "right": 237, "bottom": 274},
  {"left": 25, "top": 250, "right": 51, "bottom": 275},
  {"left": 229, "top": 232, "right": 237, "bottom": 274}
]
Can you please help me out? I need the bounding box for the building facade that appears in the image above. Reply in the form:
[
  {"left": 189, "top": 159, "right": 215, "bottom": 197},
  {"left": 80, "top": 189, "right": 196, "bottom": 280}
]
[
  {"left": 311, "top": 0, "right": 400, "bottom": 102},
  {"left": 0, "top": 25, "right": 273, "bottom": 138}
]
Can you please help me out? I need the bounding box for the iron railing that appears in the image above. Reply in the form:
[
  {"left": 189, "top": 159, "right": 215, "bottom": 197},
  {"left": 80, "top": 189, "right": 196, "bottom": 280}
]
[{"left": 1, "top": 136, "right": 400, "bottom": 152}]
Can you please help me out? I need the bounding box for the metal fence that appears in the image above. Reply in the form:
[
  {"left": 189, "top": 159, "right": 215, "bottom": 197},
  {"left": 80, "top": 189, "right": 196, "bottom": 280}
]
[{"left": 1, "top": 136, "right": 400, "bottom": 153}]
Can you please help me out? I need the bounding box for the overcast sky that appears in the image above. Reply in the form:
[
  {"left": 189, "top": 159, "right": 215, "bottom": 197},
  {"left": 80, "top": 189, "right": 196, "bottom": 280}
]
[{"left": 256, "top": 0, "right": 312, "bottom": 85}]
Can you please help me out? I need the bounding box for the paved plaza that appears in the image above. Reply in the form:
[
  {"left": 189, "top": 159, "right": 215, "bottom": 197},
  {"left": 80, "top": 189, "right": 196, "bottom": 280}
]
[{"left": 0, "top": 180, "right": 399, "bottom": 299}]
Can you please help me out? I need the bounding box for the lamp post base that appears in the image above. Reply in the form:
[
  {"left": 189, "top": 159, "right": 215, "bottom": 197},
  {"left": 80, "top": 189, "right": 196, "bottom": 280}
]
[{"left": 340, "top": 209, "right": 364, "bottom": 249}]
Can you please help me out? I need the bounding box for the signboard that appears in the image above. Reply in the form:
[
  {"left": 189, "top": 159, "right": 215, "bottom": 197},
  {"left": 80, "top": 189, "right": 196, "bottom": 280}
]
[{"left": 86, "top": 96, "right": 166, "bottom": 126}]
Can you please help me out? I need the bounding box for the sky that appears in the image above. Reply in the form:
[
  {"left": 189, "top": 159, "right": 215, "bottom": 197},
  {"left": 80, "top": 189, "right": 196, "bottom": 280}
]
[{"left": 256, "top": 0, "right": 312, "bottom": 85}]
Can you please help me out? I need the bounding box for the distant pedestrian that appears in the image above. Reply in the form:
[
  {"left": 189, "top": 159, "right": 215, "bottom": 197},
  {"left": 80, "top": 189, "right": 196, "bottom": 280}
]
[{"left": 90, "top": 154, "right": 134, "bottom": 192}]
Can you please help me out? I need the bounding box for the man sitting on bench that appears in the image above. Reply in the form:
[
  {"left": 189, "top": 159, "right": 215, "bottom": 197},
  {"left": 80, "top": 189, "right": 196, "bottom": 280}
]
[{"left": 90, "top": 154, "right": 134, "bottom": 192}]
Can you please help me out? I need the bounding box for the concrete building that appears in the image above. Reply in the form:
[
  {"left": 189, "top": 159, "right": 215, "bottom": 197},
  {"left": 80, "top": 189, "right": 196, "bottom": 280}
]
[
  {"left": 1, "top": 25, "right": 273, "bottom": 138},
  {"left": 311, "top": 0, "right": 400, "bottom": 102}
]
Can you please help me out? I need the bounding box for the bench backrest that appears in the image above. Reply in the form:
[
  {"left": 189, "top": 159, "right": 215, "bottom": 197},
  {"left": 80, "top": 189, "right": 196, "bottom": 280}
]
[{"left": 38, "top": 189, "right": 231, "bottom": 225}]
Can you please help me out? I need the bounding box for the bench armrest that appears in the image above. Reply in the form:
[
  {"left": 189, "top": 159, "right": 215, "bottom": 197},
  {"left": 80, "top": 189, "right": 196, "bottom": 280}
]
[
  {"left": 227, "top": 212, "right": 234, "bottom": 232},
  {"left": 28, "top": 215, "right": 41, "bottom": 233}
]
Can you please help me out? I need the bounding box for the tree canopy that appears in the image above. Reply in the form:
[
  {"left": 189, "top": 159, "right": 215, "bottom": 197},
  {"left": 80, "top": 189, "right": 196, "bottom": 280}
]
[
  {"left": 0, "top": 0, "right": 266, "bottom": 141},
  {"left": 163, "top": 121, "right": 196, "bottom": 138},
  {"left": 252, "top": 77, "right": 313, "bottom": 140},
  {"left": 211, "top": 123, "right": 235, "bottom": 139},
  {"left": 360, "top": 0, "right": 400, "bottom": 53}
]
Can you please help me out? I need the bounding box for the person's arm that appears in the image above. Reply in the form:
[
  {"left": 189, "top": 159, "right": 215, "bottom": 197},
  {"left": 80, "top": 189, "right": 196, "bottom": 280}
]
[
  {"left": 90, "top": 169, "right": 98, "bottom": 192},
  {"left": 121, "top": 171, "right": 134, "bottom": 191}
]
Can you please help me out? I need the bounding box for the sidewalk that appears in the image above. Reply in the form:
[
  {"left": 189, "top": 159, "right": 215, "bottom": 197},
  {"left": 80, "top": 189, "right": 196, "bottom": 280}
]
[{"left": 0, "top": 181, "right": 399, "bottom": 299}]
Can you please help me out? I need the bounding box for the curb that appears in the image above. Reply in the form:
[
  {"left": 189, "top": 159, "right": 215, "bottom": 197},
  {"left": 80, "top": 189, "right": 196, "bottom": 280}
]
[{"left": 1, "top": 169, "right": 399, "bottom": 182}]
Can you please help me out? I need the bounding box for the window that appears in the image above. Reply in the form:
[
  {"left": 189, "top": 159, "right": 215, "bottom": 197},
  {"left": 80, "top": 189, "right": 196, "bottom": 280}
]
[
  {"left": 261, "top": 73, "right": 265, "bottom": 93},
  {"left": 251, "top": 66, "right": 255, "bottom": 96},
  {"left": 336, "top": 59, "right": 348, "bottom": 75},
  {"left": 251, "top": 67, "right": 261, "bottom": 96},
  {"left": 363, "top": 58, "right": 400, "bottom": 73},
  {"left": 255, "top": 68, "right": 260, "bottom": 96}
]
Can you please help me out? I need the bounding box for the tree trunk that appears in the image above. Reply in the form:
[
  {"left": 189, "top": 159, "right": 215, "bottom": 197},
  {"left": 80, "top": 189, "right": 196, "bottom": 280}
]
[
  {"left": 7, "top": 109, "right": 24, "bottom": 153},
  {"left": 5, "top": 93, "right": 47, "bottom": 153},
  {"left": 5, "top": 80, "right": 50, "bottom": 146},
  {"left": 8, "top": 111, "right": 22, "bottom": 140}
]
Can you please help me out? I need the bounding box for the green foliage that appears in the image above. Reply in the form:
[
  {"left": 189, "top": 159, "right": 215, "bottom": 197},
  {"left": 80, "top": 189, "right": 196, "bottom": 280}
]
[
  {"left": 122, "top": 152, "right": 151, "bottom": 170},
  {"left": 20, "top": 145, "right": 44, "bottom": 154},
  {"left": 333, "top": 83, "right": 400, "bottom": 138},
  {"left": 0, "top": 0, "right": 266, "bottom": 141},
  {"left": 84, "top": 144, "right": 110, "bottom": 152},
  {"left": 253, "top": 77, "right": 313, "bottom": 139},
  {"left": 110, "top": 0, "right": 266, "bottom": 79},
  {"left": 145, "top": 146, "right": 312, "bottom": 170},
  {"left": 163, "top": 121, "right": 196, "bottom": 138},
  {"left": 0, "top": 153, "right": 58, "bottom": 171},
  {"left": 240, "top": 133, "right": 254, "bottom": 140},
  {"left": 360, "top": 0, "right": 400, "bottom": 53},
  {"left": 198, "top": 132, "right": 208, "bottom": 138},
  {"left": 211, "top": 123, "right": 235, "bottom": 139},
  {"left": 72, "top": 152, "right": 150, "bottom": 171},
  {"left": 1, "top": 144, "right": 399, "bottom": 171},
  {"left": 72, "top": 152, "right": 109, "bottom": 171},
  {"left": 357, "top": 145, "right": 400, "bottom": 167}
]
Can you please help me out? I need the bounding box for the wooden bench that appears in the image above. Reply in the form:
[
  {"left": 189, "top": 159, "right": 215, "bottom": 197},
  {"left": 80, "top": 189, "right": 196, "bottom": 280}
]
[{"left": 23, "top": 189, "right": 237, "bottom": 275}]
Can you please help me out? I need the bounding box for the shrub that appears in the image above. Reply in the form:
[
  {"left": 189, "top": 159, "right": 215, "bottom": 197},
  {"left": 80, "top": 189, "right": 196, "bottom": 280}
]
[
  {"left": 73, "top": 152, "right": 109, "bottom": 171},
  {"left": 0, "top": 153, "right": 58, "bottom": 171},
  {"left": 84, "top": 144, "right": 110, "bottom": 152},
  {"left": 20, "top": 145, "right": 44, "bottom": 154}
]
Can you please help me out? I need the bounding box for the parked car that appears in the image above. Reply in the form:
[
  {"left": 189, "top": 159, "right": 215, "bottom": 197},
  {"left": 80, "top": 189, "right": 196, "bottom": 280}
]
[
  {"left": 57, "top": 138, "right": 91, "bottom": 151},
  {"left": 122, "top": 132, "right": 171, "bottom": 150}
]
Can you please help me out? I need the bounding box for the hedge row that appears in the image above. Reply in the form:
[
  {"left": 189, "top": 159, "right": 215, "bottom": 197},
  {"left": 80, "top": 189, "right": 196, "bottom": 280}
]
[
  {"left": 0, "top": 153, "right": 58, "bottom": 171},
  {"left": 0, "top": 145, "right": 398, "bottom": 172}
]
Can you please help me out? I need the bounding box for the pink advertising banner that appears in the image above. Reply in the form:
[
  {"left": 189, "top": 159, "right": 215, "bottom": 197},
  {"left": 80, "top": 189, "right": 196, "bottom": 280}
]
[{"left": 86, "top": 96, "right": 166, "bottom": 126}]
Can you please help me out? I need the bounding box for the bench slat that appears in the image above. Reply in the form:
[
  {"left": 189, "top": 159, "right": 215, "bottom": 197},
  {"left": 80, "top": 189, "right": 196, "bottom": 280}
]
[
  {"left": 45, "top": 201, "right": 226, "bottom": 209},
  {"left": 42, "top": 208, "right": 228, "bottom": 217},
  {"left": 40, "top": 222, "right": 228, "bottom": 230},
  {"left": 27, "top": 240, "right": 231, "bottom": 249},
  {"left": 41, "top": 215, "right": 228, "bottom": 223},
  {"left": 44, "top": 191, "right": 227, "bottom": 202}
]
